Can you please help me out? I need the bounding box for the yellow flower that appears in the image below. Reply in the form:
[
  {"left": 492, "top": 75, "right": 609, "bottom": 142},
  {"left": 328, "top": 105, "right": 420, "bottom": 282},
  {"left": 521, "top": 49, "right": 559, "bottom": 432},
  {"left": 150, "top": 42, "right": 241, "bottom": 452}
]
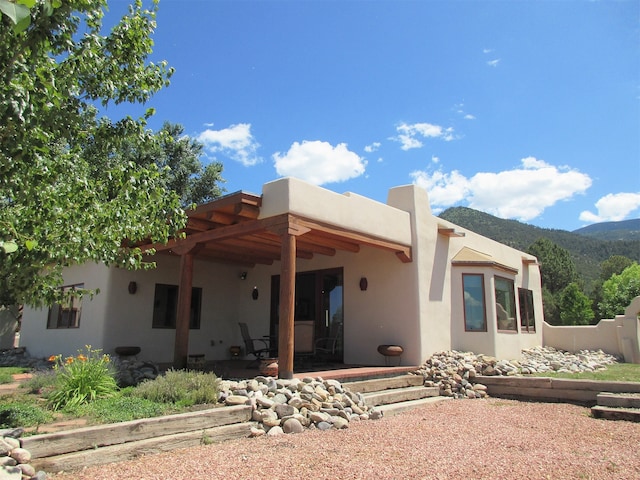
[
  {"left": 48, "top": 355, "right": 58, "bottom": 362},
  {"left": 65, "top": 357, "right": 74, "bottom": 365},
  {"left": 77, "top": 354, "right": 87, "bottom": 362}
]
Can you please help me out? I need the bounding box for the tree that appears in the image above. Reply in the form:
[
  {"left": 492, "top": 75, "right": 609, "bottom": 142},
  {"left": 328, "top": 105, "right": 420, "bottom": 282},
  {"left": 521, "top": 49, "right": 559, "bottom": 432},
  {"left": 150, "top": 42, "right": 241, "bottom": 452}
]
[
  {"left": 599, "top": 263, "right": 640, "bottom": 319},
  {"left": 559, "top": 283, "right": 594, "bottom": 326},
  {"left": 0, "top": 0, "right": 185, "bottom": 308},
  {"left": 599, "top": 255, "right": 634, "bottom": 282},
  {"left": 104, "top": 122, "right": 225, "bottom": 207},
  {"left": 590, "top": 255, "right": 635, "bottom": 320},
  {"left": 527, "top": 237, "right": 581, "bottom": 324},
  {"left": 527, "top": 238, "right": 579, "bottom": 293}
]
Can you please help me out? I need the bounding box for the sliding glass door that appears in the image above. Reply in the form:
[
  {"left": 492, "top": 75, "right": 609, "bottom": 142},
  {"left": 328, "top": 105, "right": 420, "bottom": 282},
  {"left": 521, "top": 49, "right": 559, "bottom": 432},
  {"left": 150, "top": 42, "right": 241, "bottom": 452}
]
[{"left": 270, "top": 268, "right": 343, "bottom": 362}]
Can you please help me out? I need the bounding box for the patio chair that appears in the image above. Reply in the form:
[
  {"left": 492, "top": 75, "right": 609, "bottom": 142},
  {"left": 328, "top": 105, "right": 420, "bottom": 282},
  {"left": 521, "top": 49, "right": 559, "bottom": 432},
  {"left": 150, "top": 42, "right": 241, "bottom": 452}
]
[
  {"left": 315, "top": 334, "right": 339, "bottom": 361},
  {"left": 238, "top": 322, "right": 270, "bottom": 365}
]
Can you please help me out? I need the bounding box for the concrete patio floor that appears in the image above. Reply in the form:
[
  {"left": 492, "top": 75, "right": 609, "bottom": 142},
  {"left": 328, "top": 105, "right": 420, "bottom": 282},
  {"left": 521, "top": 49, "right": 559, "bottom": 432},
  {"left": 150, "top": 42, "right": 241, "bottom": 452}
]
[{"left": 207, "top": 359, "right": 419, "bottom": 382}]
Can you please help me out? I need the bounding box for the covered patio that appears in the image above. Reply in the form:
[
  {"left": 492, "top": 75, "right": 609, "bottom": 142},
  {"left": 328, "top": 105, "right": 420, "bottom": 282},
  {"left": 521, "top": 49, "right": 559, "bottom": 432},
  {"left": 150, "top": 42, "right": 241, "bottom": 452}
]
[{"left": 140, "top": 188, "right": 413, "bottom": 379}]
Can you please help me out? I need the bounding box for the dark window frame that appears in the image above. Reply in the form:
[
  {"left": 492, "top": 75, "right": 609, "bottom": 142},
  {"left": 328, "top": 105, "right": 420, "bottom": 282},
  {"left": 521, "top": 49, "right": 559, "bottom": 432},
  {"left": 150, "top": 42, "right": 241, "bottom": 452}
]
[
  {"left": 152, "top": 283, "right": 202, "bottom": 330},
  {"left": 495, "top": 276, "right": 518, "bottom": 332},
  {"left": 462, "top": 273, "right": 487, "bottom": 332},
  {"left": 47, "top": 283, "right": 84, "bottom": 329},
  {"left": 518, "top": 287, "right": 536, "bottom": 333}
]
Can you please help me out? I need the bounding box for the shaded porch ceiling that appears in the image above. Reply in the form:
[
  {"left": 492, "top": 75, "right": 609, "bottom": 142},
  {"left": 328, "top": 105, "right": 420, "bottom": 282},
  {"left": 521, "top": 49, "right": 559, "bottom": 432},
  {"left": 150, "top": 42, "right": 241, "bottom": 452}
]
[{"left": 142, "top": 190, "right": 412, "bottom": 265}]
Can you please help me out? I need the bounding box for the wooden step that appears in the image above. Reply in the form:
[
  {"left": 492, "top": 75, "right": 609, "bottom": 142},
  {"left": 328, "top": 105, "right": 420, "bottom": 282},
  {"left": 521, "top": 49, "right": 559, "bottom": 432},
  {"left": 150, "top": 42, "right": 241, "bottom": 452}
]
[
  {"left": 377, "top": 396, "right": 452, "bottom": 416},
  {"left": 343, "top": 374, "right": 424, "bottom": 394},
  {"left": 591, "top": 405, "right": 640, "bottom": 422},
  {"left": 363, "top": 385, "right": 440, "bottom": 407},
  {"left": 597, "top": 392, "right": 640, "bottom": 409}
]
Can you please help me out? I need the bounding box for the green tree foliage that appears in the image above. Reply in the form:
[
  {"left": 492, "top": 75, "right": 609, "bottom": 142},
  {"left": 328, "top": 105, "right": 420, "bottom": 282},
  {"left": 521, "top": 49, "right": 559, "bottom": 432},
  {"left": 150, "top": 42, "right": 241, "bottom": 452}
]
[
  {"left": 0, "top": 0, "right": 186, "bottom": 307},
  {"left": 559, "top": 282, "right": 594, "bottom": 326},
  {"left": 526, "top": 238, "right": 580, "bottom": 324},
  {"left": 540, "top": 286, "right": 561, "bottom": 325},
  {"left": 590, "top": 255, "right": 635, "bottom": 320},
  {"left": 527, "top": 238, "right": 579, "bottom": 293},
  {"left": 105, "top": 122, "right": 225, "bottom": 207},
  {"left": 599, "top": 255, "right": 635, "bottom": 281},
  {"left": 599, "top": 263, "right": 640, "bottom": 319}
]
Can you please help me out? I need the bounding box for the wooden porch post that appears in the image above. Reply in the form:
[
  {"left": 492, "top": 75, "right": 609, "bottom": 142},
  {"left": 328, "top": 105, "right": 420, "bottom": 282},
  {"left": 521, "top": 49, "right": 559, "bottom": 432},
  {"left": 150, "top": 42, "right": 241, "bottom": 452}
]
[
  {"left": 174, "top": 248, "right": 195, "bottom": 368},
  {"left": 278, "top": 232, "right": 296, "bottom": 379}
]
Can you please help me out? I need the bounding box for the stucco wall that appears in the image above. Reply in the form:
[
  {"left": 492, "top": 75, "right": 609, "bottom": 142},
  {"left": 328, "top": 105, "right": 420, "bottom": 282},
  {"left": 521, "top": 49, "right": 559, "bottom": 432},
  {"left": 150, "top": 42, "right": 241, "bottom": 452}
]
[
  {"left": 260, "top": 177, "right": 412, "bottom": 245},
  {"left": 543, "top": 297, "right": 640, "bottom": 363},
  {"left": 21, "top": 262, "right": 111, "bottom": 358},
  {"left": 387, "top": 184, "right": 543, "bottom": 362},
  {"left": 20, "top": 178, "right": 545, "bottom": 366}
]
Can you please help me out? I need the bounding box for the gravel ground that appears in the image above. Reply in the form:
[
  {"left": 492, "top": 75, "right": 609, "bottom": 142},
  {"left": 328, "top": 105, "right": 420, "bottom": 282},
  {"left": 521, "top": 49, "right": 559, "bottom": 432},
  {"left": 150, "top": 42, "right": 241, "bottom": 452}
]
[{"left": 52, "top": 398, "right": 640, "bottom": 480}]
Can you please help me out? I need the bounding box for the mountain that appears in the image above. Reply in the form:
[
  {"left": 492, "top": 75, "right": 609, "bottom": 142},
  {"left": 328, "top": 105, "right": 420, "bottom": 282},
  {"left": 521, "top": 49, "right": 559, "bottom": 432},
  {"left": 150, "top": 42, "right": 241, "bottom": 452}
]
[
  {"left": 438, "top": 207, "right": 640, "bottom": 289},
  {"left": 572, "top": 218, "right": 640, "bottom": 241}
]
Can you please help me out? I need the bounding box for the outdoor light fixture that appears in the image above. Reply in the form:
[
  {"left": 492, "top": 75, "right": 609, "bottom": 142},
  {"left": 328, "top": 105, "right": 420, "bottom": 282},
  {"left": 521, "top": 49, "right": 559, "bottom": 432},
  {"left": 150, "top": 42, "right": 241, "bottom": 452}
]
[
  {"left": 128, "top": 281, "right": 137, "bottom": 295},
  {"left": 240, "top": 272, "right": 248, "bottom": 280},
  {"left": 359, "top": 277, "right": 368, "bottom": 291},
  {"left": 252, "top": 286, "right": 259, "bottom": 300}
]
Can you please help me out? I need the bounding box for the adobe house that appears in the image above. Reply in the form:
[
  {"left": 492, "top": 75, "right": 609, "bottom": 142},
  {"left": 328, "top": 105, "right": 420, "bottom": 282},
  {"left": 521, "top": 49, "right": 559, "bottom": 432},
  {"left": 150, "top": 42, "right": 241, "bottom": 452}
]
[{"left": 20, "top": 177, "right": 544, "bottom": 378}]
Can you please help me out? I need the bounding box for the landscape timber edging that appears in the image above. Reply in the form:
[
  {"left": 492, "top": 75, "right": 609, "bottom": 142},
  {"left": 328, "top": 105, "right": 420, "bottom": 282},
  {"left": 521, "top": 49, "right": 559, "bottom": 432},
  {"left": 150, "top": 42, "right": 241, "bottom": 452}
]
[
  {"left": 22, "top": 405, "right": 253, "bottom": 472},
  {"left": 475, "top": 375, "right": 640, "bottom": 405}
]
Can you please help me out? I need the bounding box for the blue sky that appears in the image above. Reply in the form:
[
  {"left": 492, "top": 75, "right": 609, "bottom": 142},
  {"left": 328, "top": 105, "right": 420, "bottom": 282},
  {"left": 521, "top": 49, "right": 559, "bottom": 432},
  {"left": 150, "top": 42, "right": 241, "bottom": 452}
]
[{"left": 105, "top": 0, "right": 639, "bottom": 231}]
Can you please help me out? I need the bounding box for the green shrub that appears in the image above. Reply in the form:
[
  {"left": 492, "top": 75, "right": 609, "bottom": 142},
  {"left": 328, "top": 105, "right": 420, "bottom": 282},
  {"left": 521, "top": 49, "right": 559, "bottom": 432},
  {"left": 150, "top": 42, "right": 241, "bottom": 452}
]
[
  {"left": 0, "top": 397, "right": 54, "bottom": 428},
  {"left": 21, "top": 369, "right": 57, "bottom": 395},
  {"left": 47, "top": 346, "right": 119, "bottom": 411},
  {"left": 74, "top": 394, "right": 173, "bottom": 424},
  {"left": 132, "top": 369, "right": 220, "bottom": 407}
]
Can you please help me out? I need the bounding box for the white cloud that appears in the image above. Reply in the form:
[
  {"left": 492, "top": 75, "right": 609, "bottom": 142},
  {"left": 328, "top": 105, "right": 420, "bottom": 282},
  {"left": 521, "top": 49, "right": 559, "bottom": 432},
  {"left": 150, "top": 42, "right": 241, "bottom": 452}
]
[
  {"left": 579, "top": 192, "right": 640, "bottom": 223},
  {"left": 487, "top": 59, "right": 501, "bottom": 67},
  {"left": 197, "top": 123, "right": 261, "bottom": 166},
  {"left": 410, "top": 156, "right": 592, "bottom": 221},
  {"left": 391, "top": 122, "right": 456, "bottom": 150},
  {"left": 411, "top": 169, "right": 470, "bottom": 208},
  {"left": 483, "top": 48, "right": 493, "bottom": 54},
  {"left": 272, "top": 140, "right": 366, "bottom": 185},
  {"left": 364, "top": 142, "right": 381, "bottom": 153},
  {"left": 464, "top": 114, "right": 476, "bottom": 120}
]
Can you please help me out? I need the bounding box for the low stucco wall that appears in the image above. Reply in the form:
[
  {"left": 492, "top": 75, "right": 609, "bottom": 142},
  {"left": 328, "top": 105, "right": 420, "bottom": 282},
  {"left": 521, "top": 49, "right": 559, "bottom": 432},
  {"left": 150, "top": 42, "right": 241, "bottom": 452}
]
[{"left": 543, "top": 297, "right": 640, "bottom": 363}]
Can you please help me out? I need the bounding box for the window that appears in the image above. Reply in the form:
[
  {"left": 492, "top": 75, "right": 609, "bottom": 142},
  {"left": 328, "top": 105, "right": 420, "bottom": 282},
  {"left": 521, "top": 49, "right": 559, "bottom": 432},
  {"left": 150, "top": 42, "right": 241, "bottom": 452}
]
[
  {"left": 47, "top": 284, "right": 84, "bottom": 329},
  {"left": 518, "top": 288, "right": 536, "bottom": 332},
  {"left": 495, "top": 277, "right": 517, "bottom": 331},
  {"left": 152, "top": 284, "right": 202, "bottom": 329},
  {"left": 462, "top": 274, "right": 486, "bottom": 332}
]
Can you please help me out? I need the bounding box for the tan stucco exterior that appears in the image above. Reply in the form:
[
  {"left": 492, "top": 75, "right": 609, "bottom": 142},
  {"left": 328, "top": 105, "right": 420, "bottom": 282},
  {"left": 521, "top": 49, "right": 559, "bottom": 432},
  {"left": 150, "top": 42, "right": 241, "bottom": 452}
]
[
  {"left": 543, "top": 296, "right": 640, "bottom": 363},
  {"left": 21, "top": 177, "right": 544, "bottom": 365}
]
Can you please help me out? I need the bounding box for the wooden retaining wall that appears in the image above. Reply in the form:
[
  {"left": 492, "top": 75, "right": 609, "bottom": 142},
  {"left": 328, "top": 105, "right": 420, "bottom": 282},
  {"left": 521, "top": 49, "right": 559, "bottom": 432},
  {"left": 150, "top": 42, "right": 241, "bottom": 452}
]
[
  {"left": 22, "top": 405, "right": 253, "bottom": 473},
  {"left": 475, "top": 375, "right": 640, "bottom": 405}
]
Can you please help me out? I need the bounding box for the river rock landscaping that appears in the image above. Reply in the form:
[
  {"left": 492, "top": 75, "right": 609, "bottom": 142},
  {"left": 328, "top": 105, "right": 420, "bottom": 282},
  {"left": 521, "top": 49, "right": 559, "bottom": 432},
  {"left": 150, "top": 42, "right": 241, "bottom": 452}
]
[
  {"left": 414, "top": 346, "right": 620, "bottom": 399},
  {"left": 0, "top": 429, "right": 46, "bottom": 480},
  {"left": 218, "top": 375, "right": 382, "bottom": 437}
]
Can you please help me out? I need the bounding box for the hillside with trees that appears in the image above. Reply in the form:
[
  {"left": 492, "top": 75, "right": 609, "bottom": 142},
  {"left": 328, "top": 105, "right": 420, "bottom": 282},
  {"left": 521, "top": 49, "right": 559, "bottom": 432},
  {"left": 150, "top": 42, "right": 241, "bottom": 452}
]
[{"left": 572, "top": 218, "right": 640, "bottom": 241}]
